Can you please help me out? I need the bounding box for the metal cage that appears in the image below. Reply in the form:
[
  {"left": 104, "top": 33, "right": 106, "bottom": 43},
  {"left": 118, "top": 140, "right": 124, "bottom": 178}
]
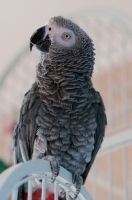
[{"left": 0, "top": 160, "right": 93, "bottom": 200}]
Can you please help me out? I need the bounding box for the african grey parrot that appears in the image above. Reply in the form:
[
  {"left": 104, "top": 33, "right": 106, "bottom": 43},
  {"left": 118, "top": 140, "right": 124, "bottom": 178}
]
[{"left": 13, "top": 16, "right": 107, "bottom": 199}]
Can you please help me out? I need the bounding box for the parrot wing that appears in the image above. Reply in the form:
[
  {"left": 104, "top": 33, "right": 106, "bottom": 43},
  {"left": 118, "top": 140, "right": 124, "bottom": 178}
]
[
  {"left": 82, "top": 91, "right": 107, "bottom": 183},
  {"left": 13, "top": 82, "right": 41, "bottom": 163}
]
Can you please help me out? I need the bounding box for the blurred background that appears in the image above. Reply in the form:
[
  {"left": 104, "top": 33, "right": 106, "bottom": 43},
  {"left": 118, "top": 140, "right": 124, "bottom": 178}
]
[{"left": 0, "top": 1, "right": 132, "bottom": 200}]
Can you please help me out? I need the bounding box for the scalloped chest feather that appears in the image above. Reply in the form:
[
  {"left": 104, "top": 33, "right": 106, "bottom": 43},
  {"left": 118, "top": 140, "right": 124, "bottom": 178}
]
[{"left": 35, "top": 63, "right": 98, "bottom": 175}]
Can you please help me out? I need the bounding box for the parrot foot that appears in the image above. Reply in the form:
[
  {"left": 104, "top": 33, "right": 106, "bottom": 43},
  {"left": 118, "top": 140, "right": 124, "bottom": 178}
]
[
  {"left": 72, "top": 173, "right": 83, "bottom": 199},
  {"left": 43, "top": 155, "right": 60, "bottom": 182},
  {"left": 60, "top": 174, "right": 83, "bottom": 199}
]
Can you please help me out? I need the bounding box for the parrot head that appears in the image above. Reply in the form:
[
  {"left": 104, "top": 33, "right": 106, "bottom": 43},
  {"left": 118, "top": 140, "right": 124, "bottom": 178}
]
[
  {"left": 30, "top": 16, "right": 94, "bottom": 53},
  {"left": 30, "top": 16, "right": 95, "bottom": 76},
  {"left": 30, "top": 16, "right": 77, "bottom": 52}
]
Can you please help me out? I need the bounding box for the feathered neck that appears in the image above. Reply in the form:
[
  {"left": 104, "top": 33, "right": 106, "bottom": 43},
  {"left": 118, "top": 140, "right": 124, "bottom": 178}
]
[{"left": 36, "top": 53, "right": 93, "bottom": 112}]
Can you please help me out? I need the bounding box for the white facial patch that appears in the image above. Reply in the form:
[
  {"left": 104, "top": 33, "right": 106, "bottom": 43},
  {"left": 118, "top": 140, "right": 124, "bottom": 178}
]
[{"left": 45, "top": 22, "right": 76, "bottom": 48}]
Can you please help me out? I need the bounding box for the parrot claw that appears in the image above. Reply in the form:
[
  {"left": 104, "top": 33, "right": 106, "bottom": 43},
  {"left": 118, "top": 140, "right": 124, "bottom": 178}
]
[
  {"left": 72, "top": 173, "right": 77, "bottom": 184},
  {"left": 72, "top": 174, "right": 83, "bottom": 199},
  {"left": 60, "top": 174, "right": 83, "bottom": 199},
  {"left": 43, "top": 155, "right": 60, "bottom": 182}
]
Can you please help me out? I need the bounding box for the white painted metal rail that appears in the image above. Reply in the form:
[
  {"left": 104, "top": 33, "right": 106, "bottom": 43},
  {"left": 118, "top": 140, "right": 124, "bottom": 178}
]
[
  {"left": 88, "top": 128, "right": 132, "bottom": 200},
  {"left": 0, "top": 160, "right": 93, "bottom": 200}
]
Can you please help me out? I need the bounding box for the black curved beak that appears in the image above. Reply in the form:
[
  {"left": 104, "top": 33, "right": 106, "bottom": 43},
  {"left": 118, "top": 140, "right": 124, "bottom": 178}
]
[{"left": 30, "top": 26, "right": 51, "bottom": 52}]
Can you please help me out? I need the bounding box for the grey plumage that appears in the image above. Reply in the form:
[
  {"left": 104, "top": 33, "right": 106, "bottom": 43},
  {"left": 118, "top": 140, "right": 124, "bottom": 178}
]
[{"left": 13, "top": 16, "right": 107, "bottom": 198}]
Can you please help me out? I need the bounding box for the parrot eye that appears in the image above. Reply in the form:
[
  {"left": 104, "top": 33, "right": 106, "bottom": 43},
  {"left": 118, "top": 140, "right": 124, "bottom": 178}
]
[
  {"left": 49, "top": 27, "right": 51, "bottom": 31},
  {"left": 62, "top": 33, "right": 71, "bottom": 40}
]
